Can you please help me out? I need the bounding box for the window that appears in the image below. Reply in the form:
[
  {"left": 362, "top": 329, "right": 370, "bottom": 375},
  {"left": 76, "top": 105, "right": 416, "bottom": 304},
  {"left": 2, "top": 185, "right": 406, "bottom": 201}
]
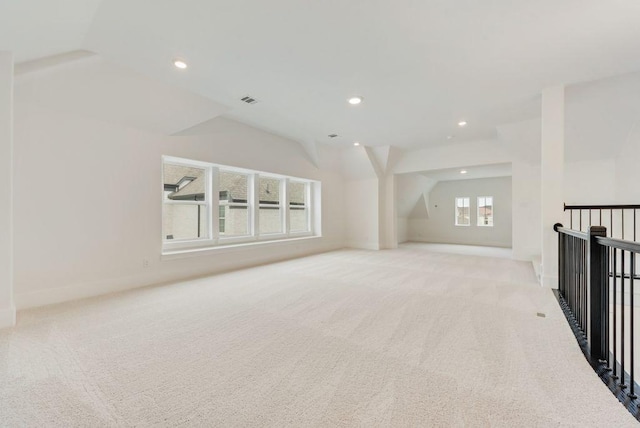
[
  {"left": 455, "top": 197, "right": 470, "bottom": 226},
  {"left": 162, "top": 156, "right": 318, "bottom": 252},
  {"left": 477, "top": 196, "right": 494, "bottom": 227}
]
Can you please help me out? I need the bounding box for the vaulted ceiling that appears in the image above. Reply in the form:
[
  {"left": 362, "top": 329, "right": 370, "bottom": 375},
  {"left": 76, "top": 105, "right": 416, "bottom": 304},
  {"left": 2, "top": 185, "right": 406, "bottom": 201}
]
[{"left": 2, "top": 0, "right": 640, "bottom": 150}]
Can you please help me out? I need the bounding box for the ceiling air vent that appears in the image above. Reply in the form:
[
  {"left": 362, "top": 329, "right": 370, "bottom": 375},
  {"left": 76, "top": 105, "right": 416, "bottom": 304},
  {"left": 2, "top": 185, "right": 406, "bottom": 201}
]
[
  {"left": 240, "top": 96, "right": 259, "bottom": 105},
  {"left": 328, "top": 134, "right": 338, "bottom": 138}
]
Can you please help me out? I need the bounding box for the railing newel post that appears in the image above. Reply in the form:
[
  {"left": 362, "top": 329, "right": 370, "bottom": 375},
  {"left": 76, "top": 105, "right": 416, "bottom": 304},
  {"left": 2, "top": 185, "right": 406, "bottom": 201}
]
[{"left": 588, "top": 225, "right": 608, "bottom": 365}]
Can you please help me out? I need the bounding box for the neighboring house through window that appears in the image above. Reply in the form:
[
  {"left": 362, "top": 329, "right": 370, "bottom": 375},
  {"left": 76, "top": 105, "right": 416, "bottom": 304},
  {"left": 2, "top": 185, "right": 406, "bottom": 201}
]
[
  {"left": 477, "top": 196, "right": 494, "bottom": 226},
  {"left": 162, "top": 156, "right": 317, "bottom": 252}
]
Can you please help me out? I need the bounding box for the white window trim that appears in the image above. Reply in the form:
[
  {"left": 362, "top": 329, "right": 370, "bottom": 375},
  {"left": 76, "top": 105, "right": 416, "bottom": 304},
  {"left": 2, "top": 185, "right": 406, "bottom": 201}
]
[{"left": 162, "top": 156, "right": 318, "bottom": 254}]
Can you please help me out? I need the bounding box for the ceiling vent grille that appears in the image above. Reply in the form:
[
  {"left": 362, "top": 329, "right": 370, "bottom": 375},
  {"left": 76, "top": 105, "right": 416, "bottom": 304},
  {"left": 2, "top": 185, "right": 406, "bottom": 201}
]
[
  {"left": 328, "top": 134, "right": 338, "bottom": 138},
  {"left": 240, "top": 96, "right": 258, "bottom": 105}
]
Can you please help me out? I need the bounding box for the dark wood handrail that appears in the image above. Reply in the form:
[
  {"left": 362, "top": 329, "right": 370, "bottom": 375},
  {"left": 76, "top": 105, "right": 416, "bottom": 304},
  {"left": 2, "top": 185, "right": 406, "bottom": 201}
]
[
  {"left": 595, "top": 236, "right": 640, "bottom": 254},
  {"left": 554, "top": 223, "right": 588, "bottom": 240}
]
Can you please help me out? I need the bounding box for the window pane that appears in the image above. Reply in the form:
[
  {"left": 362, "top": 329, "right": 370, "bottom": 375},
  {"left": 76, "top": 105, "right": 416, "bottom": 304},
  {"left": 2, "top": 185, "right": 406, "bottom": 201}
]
[
  {"left": 163, "top": 164, "right": 206, "bottom": 202},
  {"left": 289, "top": 181, "right": 308, "bottom": 232},
  {"left": 260, "top": 206, "right": 282, "bottom": 234},
  {"left": 259, "top": 176, "right": 281, "bottom": 204},
  {"left": 455, "top": 197, "right": 470, "bottom": 226},
  {"left": 218, "top": 205, "right": 226, "bottom": 234},
  {"left": 220, "top": 205, "right": 249, "bottom": 236},
  {"left": 163, "top": 204, "right": 208, "bottom": 240},
  {"left": 289, "top": 181, "right": 306, "bottom": 205},
  {"left": 478, "top": 196, "right": 494, "bottom": 226},
  {"left": 219, "top": 170, "right": 249, "bottom": 203},
  {"left": 289, "top": 206, "right": 308, "bottom": 232},
  {"left": 259, "top": 176, "right": 282, "bottom": 235}
]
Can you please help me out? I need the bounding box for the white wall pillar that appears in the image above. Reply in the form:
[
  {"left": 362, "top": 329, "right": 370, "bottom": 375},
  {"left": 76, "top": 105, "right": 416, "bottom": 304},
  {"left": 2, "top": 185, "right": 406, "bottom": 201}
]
[
  {"left": 0, "top": 52, "right": 15, "bottom": 328},
  {"left": 541, "top": 85, "right": 565, "bottom": 288},
  {"left": 378, "top": 174, "right": 398, "bottom": 250}
]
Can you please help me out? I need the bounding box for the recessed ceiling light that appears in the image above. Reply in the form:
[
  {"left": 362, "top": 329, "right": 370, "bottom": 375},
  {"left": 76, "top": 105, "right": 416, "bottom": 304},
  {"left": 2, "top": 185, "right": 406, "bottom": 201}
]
[
  {"left": 460, "top": 170, "right": 468, "bottom": 174},
  {"left": 447, "top": 135, "right": 455, "bottom": 140},
  {"left": 354, "top": 142, "right": 361, "bottom": 146},
  {"left": 173, "top": 59, "right": 188, "bottom": 69},
  {"left": 458, "top": 120, "right": 467, "bottom": 127},
  {"left": 348, "top": 96, "right": 363, "bottom": 105}
]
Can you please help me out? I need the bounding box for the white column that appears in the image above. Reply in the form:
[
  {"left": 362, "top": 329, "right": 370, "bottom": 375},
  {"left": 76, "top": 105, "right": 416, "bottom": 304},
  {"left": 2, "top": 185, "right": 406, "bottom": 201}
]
[
  {"left": 0, "top": 52, "right": 15, "bottom": 328},
  {"left": 541, "top": 85, "right": 565, "bottom": 288}
]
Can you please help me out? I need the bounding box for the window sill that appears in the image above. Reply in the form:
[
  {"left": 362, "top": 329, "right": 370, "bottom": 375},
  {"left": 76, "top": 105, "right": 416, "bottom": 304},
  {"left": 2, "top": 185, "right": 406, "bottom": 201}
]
[{"left": 161, "top": 235, "right": 321, "bottom": 260}]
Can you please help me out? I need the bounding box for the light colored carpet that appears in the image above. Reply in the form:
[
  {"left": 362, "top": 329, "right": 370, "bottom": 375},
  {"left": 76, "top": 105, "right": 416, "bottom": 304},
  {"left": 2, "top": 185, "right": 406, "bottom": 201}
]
[{"left": 0, "top": 246, "right": 637, "bottom": 427}]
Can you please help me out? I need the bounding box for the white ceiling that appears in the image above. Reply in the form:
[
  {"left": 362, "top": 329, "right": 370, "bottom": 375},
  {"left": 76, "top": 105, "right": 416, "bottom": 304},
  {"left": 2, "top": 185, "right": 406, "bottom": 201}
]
[{"left": 3, "top": 1, "right": 640, "bottom": 149}]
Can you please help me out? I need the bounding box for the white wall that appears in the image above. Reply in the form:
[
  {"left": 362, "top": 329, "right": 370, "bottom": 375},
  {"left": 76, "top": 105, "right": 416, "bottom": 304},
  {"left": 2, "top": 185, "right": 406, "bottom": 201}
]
[
  {"left": 12, "top": 60, "right": 346, "bottom": 309},
  {"left": 511, "top": 161, "right": 542, "bottom": 261},
  {"left": 615, "top": 122, "right": 640, "bottom": 203},
  {"left": 541, "top": 86, "right": 565, "bottom": 289},
  {"left": 396, "top": 173, "right": 436, "bottom": 244},
  {"left": 561, "top": 70, "right": 640, "bottom": 239},
  {"left": 408, "top": 177, "right": 513, "bottom": 248},
  {"left": 0, "top": 52, "right": 15, "bottom": 328},
  {"left": 345, "top": 179, "right": 379, "bottom": 250}
]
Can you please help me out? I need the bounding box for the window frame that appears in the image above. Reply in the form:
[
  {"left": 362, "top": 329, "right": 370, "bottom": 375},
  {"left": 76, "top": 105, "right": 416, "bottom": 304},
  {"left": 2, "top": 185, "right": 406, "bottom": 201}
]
[
  {"left": 287, "top": 179, "right": 311, "bottom": 235},
  {"left": 477, "top": 196, "right": 494, "bottom": 227},
  {"left": 162, "top": 156, "right": 317, "bottom": 253},
  {"left": 454, "top": 197, "right": 471, "bottom": 227},
  {"left": 162, "top": 158, "right": 213, "bottom": 251},
  {"left": 256, "top": 174, "right": 286, "bottom": 239},
  {"left": 217, "top": 168, "right": 253, "bottom": 244}
]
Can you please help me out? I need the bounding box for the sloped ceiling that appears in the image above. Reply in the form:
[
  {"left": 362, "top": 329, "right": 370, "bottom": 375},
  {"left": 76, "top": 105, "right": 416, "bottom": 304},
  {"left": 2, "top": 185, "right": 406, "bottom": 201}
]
[
  {"left": 0, "top": 0, "right": 103, "bottom": 62},
  {"left": 15, "top": 55, "right": 228, "bottom": 136}
]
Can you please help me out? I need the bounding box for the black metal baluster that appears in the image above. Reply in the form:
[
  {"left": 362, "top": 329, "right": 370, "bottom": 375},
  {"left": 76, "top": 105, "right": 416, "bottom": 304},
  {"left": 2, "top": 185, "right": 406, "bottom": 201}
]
[
  {"left": 622, "top": 250, "right": 627, "bottom": 389},
  {"left": 569, "top": 235, "right": 573, "bottom": 314},
  {"left": 623, "top": 210, "right": 626, "bottom": 241},
  {"left": 572, "top": 237, "right": 580, "bottom": 322},
  {"left": 584, "top": 239, "right": 588, "bottom": 331},
  {"left": 585, "top": 239, "right": 589, "bottom": 331},
  {"left": 580, "top": 210, "right": 583, "bottom": 232},
  {"left": 576, "top": 236, "right": 579, "bottom": 321},
  {"left": 606, "top": 246, "right": 611, "bottom": 367},
  {"left": 569, "top": 235, "right": 573, "bottom": 313},
  {"left": 559, "top": 233, "right": 565, "bottom": 296},
  {"left": 571, "top": 236, "right": 578, "bottom": 319},
  {"left": 614, "top": 248, "right": 618, "bottom": 379},
  {"left": 570, "top": 210, "right": 573, "bottom": 229},
  {"left": 630, "top": 253, "right": 636, "bottom": 398},
  {"left": 578, "top": 237, "right": 582, "bottom": 329},
  {"left": 611, "top": 209, "right": 614, "bottom": 238}
]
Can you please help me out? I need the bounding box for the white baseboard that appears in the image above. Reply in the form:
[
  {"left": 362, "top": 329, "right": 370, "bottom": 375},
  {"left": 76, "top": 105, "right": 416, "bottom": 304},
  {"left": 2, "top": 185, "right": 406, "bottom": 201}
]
[
  {"left": 531, "top": 256, "right": 542, "bottom": 284},
  {"left": 15, "top": 272, "right": 164, "bottom": 310},
  {"left": 15, "top": 241, "right": 346, "bottom": 310},
  {"left": 0, "top": 306, "right": 16, "bottom": 330}
]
